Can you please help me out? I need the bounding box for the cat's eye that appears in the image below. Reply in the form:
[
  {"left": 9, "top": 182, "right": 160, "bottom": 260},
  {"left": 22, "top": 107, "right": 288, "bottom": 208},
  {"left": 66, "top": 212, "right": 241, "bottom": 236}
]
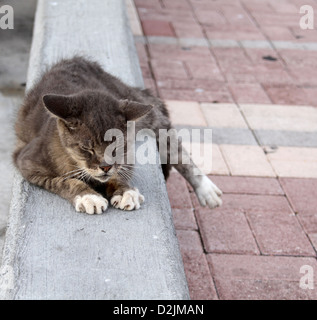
[{"left": 80, "top": 145, "right": 94, "bottom": 155}]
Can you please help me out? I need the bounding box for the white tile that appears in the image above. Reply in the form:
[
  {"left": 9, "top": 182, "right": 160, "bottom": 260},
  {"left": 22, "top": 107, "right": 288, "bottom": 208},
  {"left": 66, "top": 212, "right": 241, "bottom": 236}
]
[
  {"left": 182, "top": 141, "right": 230, "bottom": 175},
  {"left": 220, "top": 144, "right": 276, "bottom": 177},
  {"left": 240, "top": 104, "right": 317, "bottom": 132},
  {"left": 201, "top": 103, "right": 249, "bottom": 128},
  {"left": 166, "top": 100, "right": 207, "bottom": 126},
  {"left": 267, "top": 147, "right": 317, "bottom": 178}
]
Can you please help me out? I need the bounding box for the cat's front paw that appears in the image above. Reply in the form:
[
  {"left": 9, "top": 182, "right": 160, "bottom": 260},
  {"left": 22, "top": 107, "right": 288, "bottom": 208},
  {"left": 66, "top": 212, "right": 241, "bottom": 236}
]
[
  {"left": 74, "top": 194, "right": 108, "bottom": 214},
  {"left": 195, "top": 175, "right": 223, "bottom": 209},
  {"left": 110, "top": 188, "right": 145, "bottom": 211}
]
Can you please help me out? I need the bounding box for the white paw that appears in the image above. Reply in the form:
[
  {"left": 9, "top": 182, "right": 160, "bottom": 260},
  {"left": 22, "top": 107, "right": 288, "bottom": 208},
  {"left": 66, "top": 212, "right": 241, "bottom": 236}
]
[
  {"left": 195, "top": 175, "right": 223, "bottom": 209},
  {"left": 110, "top": 188, "right": 145, "bottom": 211},
  {"left": 74, "top": 194, "right": 108, "bottom": 214}
]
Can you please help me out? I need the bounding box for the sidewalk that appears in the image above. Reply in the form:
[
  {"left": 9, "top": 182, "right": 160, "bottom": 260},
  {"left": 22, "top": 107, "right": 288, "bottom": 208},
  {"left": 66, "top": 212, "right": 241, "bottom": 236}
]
[
  {"left": 128, "top": 0, "right": 317, "bottom": 299},
  {"left": 0, "top": 0, "right": 36, "bottom": 262}
]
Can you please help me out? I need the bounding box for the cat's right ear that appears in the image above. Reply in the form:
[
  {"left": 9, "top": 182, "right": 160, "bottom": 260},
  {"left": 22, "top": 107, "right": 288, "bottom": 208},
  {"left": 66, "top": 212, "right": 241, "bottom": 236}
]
[
  {"left": 43, "top": 94, "right": 79, "bottom": 121},
  {"left": 119, "top": 99, "right": 153, "bottom": 121}
]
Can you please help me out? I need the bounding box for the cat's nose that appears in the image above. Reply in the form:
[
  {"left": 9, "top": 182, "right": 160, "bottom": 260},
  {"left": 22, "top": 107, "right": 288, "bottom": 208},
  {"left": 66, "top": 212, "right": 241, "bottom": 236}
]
[{"left": 99, "top": 164, "right": 112, "bottom": 173}]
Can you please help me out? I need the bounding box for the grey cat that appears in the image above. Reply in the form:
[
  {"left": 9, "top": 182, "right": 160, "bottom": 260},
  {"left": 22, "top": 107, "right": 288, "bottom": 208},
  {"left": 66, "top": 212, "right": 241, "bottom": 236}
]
[{"left": 13, "top": 57, "right": 222, "bottom": 214}]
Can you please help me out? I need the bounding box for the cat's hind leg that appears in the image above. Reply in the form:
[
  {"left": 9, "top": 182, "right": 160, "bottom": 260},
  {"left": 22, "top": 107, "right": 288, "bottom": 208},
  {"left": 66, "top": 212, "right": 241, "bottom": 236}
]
[{"left": 172, "top": 141, "right": 223, "bottom": 209}]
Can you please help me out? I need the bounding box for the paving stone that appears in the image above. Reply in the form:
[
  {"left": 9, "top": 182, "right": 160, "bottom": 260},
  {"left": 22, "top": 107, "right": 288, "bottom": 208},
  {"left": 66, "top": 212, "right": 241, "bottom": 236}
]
[
  {"left": 140, "top": 61, "right": 152, "bottom": 79},
  {"left": 157, "top": 78, "right": 227, "bottom": 91},
  {"left": 176, "top": 230, "right": 218, "bottom": 300},
  {"left": 277, "top": 49, "right": 317, "bottom": 67},
  {"left": 267, "top": 147, "right": 317, "bottom": 178},
  {"left": 298, "top": 214, "right": 317, "bottom": 234},
  {"left": 212, "top": 128, "right": 257, "bottom": 146},
  {"left": 225, "top": 70, "right": 258, "bottom": 84},
  {"left": 254, "top": 130, "right": 317, "bottom": 148},
  {"left": 289, "top": 27, "right": 317, "bottom": 43},
  {"left": 268, "top": 0, "right": 298, "bottom": 13},
  {"left": 165, "top": 100, "right": 207, "bottom": 126},
  {"left": 243, "top": 47, "right": 281, "bottom": 67},
  {"left": 200, "top": 103, "right": 248, "bottom": 128},
  {"left": 247, "top": 211, "right": 315, "bottom": 256},
  {"left": 159, "top": 88, "right": 234, "bottom": 103},
  {"left": 181, "top": 141, "right": 230, "bottom": 175},
  {"left": 178, "top": 37, "right": 209, "bottom": 47},
  {"left": 251, "top": 12, "right": 300, "bottom": 28},
  {"left": 146, "top": 35, "right": 178, "bottom": 45},
  {"left": 280, "top": 178, "right": 317, "bottom": 215},
  {"left": 210, "top": 144, "right": 230, "bottom": 175},
  {"left": 240, "top": 40, "right": 273, "bottom": 49},
  {"left": 298, "top": 214, "right": 317, "bottom": 252},
  {"left": 263, "top": 84, "right": 311, "bottom": 105},
  {"left": 161, "top": 0, "right": 192, "bottom": 10},
  {"left": 242, "top": 0, "right": 274, "bottom": 14},
  {"left": 212, "top": 47, "right": 252, "bottom": 71},
  {"left": 176, "top": 229, "right": 203, "bottom": 254},
  {"left": 185, "top": 60, "right": 225, "bottom": 81},
  {"left": 262, "top": 26, "right": 295, "bottom": 41},
  {"left": 166, "top": 172, "right": 193, "bottom": 209},
  {"left": 137, "top": 7, "right": 197, "bottom": 23},
  {"left": 173, "top": 208, "right": 198, "bottom": 230},
  {"left": 254, "top": 65, "right": 294, "bottom": 85},
  {"left": 288, "top": 66, "right": 317, "bottom": 87},
  {"left": 196, "top": 207, "right": 260, "bottom": 255},
  {"left": 172, "top": 21, "right": 205, "bottom": 38},
  {"left": 135, "top": 42, "right": 148, "bottom": 62},
  {"left": 240, "top": 104, "right": 317, "bottom": 132},
  {"left": 151, "top": 59, "right": 189, "bottom": 80},
  {"left": 206, "top": 26, "right": 259, "bottom": 41},
  {"left": 208, "top": 254, "right": 317, "bottom": 300},
  {"left": 303, "top": 87, "right": 317, "bottom": 107},
  {"left": 208, "top": 39, "right": 240, "bottom": 48},
  {"left": 204, "top": 193, "right": 292, "bottom": 214},
  {"left": 220, "top": 145, "right": 276, "bottom": 177},
  {"left": 229, "top": 83, "right": 271, "bottom": 104},
  {"left": 272, "top": 40, "right": 312, "bottom": 50},
  {"left": 208, "top": 176, "right": 284, "bottom": 195},
  {"left": 143, "top": 78, "right": 158, "bottom": 95},
  {"left": 148, "top": 43, "right": 213, "bottom": 61},
  {"left": 141, "top": 20, "right": 176, "bottom": 37},
  {"left": 134, "top": 0, "right": 162, "bottom": 9},
  {"left": 195, "top": 10, "right": 227, "bottom": 26}
]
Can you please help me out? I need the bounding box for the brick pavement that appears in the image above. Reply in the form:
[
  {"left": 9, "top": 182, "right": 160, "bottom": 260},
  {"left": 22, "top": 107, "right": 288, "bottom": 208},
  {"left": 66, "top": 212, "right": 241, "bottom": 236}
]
[{"left": 127, "top": 0, "right": 317, "bottom": 299}]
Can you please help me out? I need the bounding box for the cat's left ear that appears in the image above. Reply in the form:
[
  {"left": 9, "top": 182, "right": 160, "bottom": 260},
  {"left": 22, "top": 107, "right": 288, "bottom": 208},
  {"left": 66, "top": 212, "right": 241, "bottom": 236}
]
[
  {"left": 119, "top": 100, "right": 153, "bottom": 121},
  {"left": 43, "top": 94, "right": 80, "bottom": 121}
]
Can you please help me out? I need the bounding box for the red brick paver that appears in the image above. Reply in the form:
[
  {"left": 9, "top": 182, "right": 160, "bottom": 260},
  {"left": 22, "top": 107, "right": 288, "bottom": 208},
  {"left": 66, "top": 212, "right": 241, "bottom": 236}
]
[
  {"left": 208, "top": 254, "right": 317, "bottom": 300},
  {"left": 177, "top": 230, "right": 218, "bottom": 300},
  {"left": 133, "top": 0, "right": 317, "bottom": 300}
]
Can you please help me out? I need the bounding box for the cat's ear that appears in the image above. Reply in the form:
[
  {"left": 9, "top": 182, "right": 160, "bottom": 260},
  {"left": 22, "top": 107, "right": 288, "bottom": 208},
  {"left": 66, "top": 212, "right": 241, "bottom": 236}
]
[
  {"left": 120, "top": 99, "right": 153, "bottom": 121},
  {"left": 43, "top": 94, "right": 79, "bottom": 121}
]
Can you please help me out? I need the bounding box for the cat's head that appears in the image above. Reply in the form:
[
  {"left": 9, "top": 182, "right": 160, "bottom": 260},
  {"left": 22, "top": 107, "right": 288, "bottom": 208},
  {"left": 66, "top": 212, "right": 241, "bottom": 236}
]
[{"left": 42, "top": 90, "right": 152, "bottom": 182}]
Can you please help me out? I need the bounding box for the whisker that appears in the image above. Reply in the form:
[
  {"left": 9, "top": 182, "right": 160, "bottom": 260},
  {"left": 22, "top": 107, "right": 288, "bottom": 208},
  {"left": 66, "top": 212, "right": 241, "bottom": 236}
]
[
  {"left": 62, "top": 170, "right": 84, "bottom": 181},
  {"left": 61, "top": 168, "right": 83, "bottom": 177}
]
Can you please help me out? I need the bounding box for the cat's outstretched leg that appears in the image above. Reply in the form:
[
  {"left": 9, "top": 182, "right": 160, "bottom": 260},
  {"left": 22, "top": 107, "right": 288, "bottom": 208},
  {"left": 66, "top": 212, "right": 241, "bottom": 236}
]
[{"left": 172, "top": 142, "right": 223, "bottom": 209}]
